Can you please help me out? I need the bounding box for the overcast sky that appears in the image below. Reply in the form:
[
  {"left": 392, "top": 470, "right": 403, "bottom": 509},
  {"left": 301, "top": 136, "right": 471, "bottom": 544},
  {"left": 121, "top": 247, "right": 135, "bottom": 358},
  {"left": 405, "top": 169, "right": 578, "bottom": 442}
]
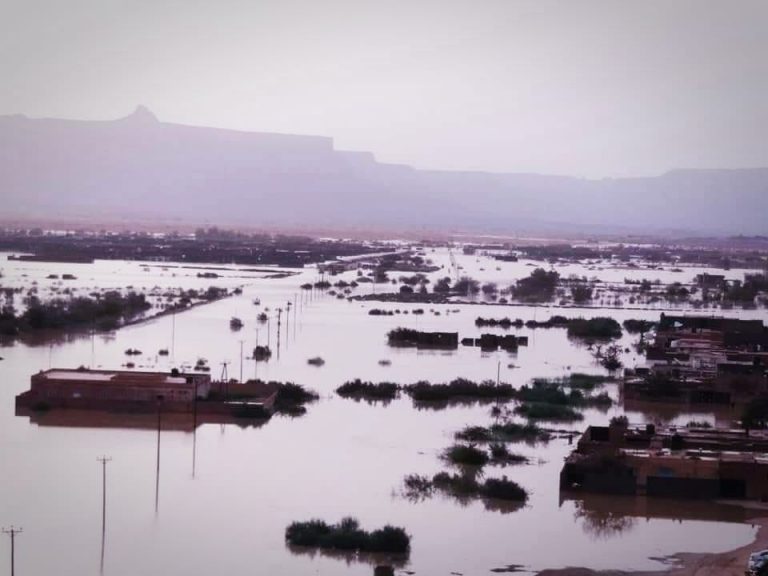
[{"left": 2, "top": 0, "right": 766, "bottom": 178}]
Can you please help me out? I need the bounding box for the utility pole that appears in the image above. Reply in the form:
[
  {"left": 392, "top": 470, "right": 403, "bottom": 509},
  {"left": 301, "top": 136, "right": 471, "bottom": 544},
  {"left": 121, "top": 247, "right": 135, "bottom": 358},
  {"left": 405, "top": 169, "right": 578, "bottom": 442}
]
[
  {"left": 155, "top": 395, "right": 164, "bottom": 515},
  {"left": 171, "top": 309, "right": 176, "bottom": 361},
  {"left": 276, "top": 308, "right": 282, "bottom": 359},
  {"left": 97, "top": 456, "right": 111, "bottom": 575},
  {"left": 220, "top": 361, "right": 230, "bottom": 399},
  {"left": 97, "top": 456, "right": 112, "bottom": 529},
  {"left": 2, "top": 526, "right": 22, "bottom": 576},
  {"left": 239, "top": 340, "right": 244, "bottom": 383},
  {"left": 284, "top": 302, "right": 291, "bottom": 348},
  {"left": 293, "top": 294, "right": 298, "bottom": 338}
]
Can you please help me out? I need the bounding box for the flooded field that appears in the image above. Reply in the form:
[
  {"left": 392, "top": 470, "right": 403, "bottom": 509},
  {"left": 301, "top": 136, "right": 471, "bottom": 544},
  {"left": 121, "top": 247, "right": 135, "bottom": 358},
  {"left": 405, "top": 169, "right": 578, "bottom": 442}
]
[{"left": 0, "top": 249, "right": 764, "bottom": 575}]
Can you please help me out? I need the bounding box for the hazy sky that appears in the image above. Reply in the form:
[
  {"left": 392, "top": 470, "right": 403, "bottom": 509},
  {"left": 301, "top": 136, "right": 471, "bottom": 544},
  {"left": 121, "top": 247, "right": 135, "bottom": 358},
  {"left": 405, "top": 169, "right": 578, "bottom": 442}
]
[{"left": 2, "top": 0, "right": 767, "bottom": 177}]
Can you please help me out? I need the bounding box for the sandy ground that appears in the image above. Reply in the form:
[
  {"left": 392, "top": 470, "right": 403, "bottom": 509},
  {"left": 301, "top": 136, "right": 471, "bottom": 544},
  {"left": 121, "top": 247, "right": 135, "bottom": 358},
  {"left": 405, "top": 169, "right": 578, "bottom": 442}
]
[{"left": 536, "top": 516, "right": 768, "bottom": 576}]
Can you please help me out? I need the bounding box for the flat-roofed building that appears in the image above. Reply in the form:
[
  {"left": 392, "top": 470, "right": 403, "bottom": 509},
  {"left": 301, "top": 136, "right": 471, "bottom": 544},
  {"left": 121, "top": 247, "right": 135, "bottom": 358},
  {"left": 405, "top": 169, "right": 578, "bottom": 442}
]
[
  {"left": 29, "top": 368, "right": 211, "bottom": 403},
  {"left": 561, "top": 423, "right": 768, "bottom": 500}
]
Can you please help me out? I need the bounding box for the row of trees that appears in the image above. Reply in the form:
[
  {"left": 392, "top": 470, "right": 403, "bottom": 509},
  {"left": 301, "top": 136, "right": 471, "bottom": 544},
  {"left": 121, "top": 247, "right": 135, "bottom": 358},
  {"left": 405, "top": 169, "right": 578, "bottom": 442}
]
[{"left": 0, "top": 291, "right": 151, "bottom": 335}]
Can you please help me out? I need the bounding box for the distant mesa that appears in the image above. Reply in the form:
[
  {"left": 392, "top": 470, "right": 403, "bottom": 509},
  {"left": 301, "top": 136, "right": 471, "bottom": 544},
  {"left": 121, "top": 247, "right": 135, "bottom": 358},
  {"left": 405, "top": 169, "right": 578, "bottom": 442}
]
[
  {"left": 1, "top": 107, "right": 767, "bottom": 236},
  {"left": 119, "top": 105, "right": 159, "bottom": 124}
]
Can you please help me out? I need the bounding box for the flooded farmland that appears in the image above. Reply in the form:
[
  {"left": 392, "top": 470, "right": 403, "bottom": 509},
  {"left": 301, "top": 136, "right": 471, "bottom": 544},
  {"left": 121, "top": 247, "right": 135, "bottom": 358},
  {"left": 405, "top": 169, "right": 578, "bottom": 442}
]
[{"left": 0, "top": 248, "right": 764, "bottom": 576}]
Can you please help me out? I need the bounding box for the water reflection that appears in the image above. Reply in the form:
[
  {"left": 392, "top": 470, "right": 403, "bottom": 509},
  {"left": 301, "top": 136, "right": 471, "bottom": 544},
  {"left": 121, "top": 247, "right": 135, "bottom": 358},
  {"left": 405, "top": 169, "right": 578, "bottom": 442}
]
[
  {"left": 572, "top": 499, "right": 638, "bottom": 540},
  {"left": 1, "top": 328, "right": 95, "bottom": 348},
  {"left": 621, "top": 396, "right": 736, "bottom": 426},
  {"left": 400, "top": 470, "right": 527, "bottom": 515},
  {"left": 563, "top": 492, "right": 749, "bottom": 540},
  {"left": 2, "top": 250, "right": 765, "bottom": 576},
  {"left": 286, "top": 543, "right": 409, "bottom": 569},
  {"left": 15, "top": 407, "right": 270, "bottom": 432}
]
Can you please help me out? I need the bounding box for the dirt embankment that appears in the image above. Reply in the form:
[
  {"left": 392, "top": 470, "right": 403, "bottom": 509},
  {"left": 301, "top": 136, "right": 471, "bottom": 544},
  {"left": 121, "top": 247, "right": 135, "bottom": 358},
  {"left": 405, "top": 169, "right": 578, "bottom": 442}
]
[{"left": 537, "top": 516, "right": 768, "bottom": 576}]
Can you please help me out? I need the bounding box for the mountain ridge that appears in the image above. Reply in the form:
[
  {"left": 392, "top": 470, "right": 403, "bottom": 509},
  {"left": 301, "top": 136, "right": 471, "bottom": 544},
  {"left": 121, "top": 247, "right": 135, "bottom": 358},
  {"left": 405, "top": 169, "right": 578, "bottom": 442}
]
[{"left": 1, "top": 108, "right": 766, "bottom": 236}]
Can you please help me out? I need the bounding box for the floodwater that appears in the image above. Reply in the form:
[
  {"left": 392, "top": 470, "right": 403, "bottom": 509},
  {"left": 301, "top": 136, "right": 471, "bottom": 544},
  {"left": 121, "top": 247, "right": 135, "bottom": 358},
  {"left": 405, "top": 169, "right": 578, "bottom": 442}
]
[{"left": 0, "top": 250, "right": 765, "bottom": 576}]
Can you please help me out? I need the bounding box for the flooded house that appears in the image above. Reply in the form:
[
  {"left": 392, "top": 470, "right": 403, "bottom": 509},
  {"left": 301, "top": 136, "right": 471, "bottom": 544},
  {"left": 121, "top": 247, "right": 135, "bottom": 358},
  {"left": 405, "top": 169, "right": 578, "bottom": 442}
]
[
  {"left": 694, "top": 273, "right": 726, "bottom": 289},
  {"left": 22, "top": 368, "right": 212, "bottom": 404},
  {"left": 560, "top": 422, "right": 768, "bottom": 500},
  {"left": 16, "top": 368, "right": 279, "bottom": 418},
  {"left": 625, "top": 314, "right": 768, "bottom": 404},
  {"left": 460, "top": 333, "right": 528, "bottom": 351},
  {"left": 387, "top": 328, "right": 459, "bottom": 349}
]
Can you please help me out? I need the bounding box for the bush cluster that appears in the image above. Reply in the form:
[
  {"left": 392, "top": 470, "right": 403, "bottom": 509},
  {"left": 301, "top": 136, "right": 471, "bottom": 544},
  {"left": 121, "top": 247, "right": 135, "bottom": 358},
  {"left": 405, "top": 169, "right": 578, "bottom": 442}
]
[
  {"left": 285, "top": 518, "right": 410, "bottom": 554},
  {"left": 336, "top": 379, "right": 399, "bottom": 401}
]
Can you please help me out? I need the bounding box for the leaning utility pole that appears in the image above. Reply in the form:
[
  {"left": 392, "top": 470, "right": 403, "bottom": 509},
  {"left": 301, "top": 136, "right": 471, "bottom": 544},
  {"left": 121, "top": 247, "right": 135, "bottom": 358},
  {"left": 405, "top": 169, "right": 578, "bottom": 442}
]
[{"left": 2, "top": 526, "right": 22, "bottom": 576}]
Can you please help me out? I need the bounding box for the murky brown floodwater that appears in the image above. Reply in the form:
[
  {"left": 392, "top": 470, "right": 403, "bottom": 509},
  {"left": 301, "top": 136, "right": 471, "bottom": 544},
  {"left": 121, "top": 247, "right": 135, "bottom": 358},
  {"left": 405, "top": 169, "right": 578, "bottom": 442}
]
[{"left": 0, "top": 249, "right": 763, "bottom": 575}]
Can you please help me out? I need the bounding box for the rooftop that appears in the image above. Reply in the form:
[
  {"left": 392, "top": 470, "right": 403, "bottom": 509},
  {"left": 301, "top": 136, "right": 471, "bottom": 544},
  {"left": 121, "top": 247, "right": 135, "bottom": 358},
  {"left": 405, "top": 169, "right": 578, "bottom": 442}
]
[{"left": 36, "top": 369, "right": 202, "bottom": 386}]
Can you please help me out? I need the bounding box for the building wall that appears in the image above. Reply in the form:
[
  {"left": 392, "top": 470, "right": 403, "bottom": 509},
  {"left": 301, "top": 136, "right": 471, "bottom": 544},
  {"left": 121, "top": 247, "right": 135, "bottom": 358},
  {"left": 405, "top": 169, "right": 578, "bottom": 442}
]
[{"left": 30, "top": 371, "right": 211, "bottom": 403}]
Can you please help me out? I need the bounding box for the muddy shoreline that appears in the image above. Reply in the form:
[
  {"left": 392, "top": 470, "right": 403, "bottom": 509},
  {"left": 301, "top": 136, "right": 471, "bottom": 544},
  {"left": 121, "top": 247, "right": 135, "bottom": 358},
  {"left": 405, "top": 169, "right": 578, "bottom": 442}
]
[{"left": 536, "top": 514, "right": 768, "bottom": 576}]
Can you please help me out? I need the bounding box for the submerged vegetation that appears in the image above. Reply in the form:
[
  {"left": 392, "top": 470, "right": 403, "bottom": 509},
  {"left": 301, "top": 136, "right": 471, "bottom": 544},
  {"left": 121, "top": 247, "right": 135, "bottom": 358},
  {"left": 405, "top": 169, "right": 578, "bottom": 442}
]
[
  {"left": 455, "top": 421, "right": 551, "bottom": 444},
  {"left": 518, "top": 379, "right": 612, "bottom": 408},
  {"left": 336, "top": 380, "right": 399, "bottom": 403},
  {"left": 473, "top": 315, "right": 622, "bottom": 341},
  {"left": 444, "top": 444, "right": 490, "bottom": 467},
  {"left": 443, "top": 442, "right": 527, "bottom": 467},
  {"left": 386, "top": 327, "right": 458, "bottom": 349},
  {"left": 404, "top": 378, "right": 515, "bottom": 403},
  {"left": 514, "top": 402, "right": 583, "bottom": 421},
  {"left": 565, "top": 317, "right": 622, "bottom": 341},
  {"left": 334, "top": 374, "right": 611, "bottom": 421},
  {"left": 512, "top": 377, "right": 611, "bottom": 421},
  {"left": 511, "top": 268, "right": 560, "bottom": 302},
  {"left": 622, "top": 319, "right": 657, "bottom": 334},
  {"left": 285, "top": 518, "right": 410, "bottom": 554},
  {"left": 334, "top": 378, "right": 515, "bottom": 406},
  {"left": 274, "top": 382, "right": 320, "bottom": 416},
  {"left": 403, "top": 472, "right": 529, "bottom": 504},
  {"left": 0, "top": 291, "right": 151, "bottom": 335},
  {"left": 0, "top": 285, "right": 232, "bottom": 338}
]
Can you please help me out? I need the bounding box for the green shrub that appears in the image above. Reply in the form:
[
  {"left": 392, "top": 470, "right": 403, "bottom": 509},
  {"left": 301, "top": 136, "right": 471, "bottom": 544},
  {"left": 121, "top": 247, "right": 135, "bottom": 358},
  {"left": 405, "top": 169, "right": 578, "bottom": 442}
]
[
  {"left": 431, "top": 471, "right": 480, "bottom": 495},
  {"left": 336, "top": 379, "right": 399, "bottom": 401},
  {"left": 367, "top": 526, "right": 411, "bottom": 553},
  {"left": 489, "top": 443, "right": 527, "bottom": 464},
  {"left": 402, "top": 474, "right": 433, "bottom": 498},
  {"left": 480, "top": 477, "right": 529, "bottom": 502},
  {"left": 405, "top": 378, "right": 515, "bottom": 403},
  {"left": 622, "top": 319, "right": 657, "bottom": 334},
  {"left": 273, "top": 382, "right": 319, "bottom": 415},
  {"left": 285, "top": 518, "right": 410, "bottom": 554},
  {"left": 490, "top": 421, "right": 551, "bottom": 442},
  {"left": 566, "top": 317, "right": 622, "bottom": 340},
  {"left": 455, "top": 425, "right": 494, "bottom": 442},
  {"left": 514, "top": 402, "right": 583, "bottom": 421},
  {"left": 444, "top": 444, "right": 489, "bottom": 467}
]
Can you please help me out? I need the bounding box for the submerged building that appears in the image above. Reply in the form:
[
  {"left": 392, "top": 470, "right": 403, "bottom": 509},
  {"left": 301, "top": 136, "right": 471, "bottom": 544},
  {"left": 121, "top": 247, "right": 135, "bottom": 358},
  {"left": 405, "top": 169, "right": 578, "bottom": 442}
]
[
  {"left": 560, "top": 422, "right": 768, "bottom": 500},
  {"left": 16, "top": 368, "right": 278, "bottom": 418},
  {"left": 26, "top": 368, "right": 212, "bottom": 403},
  {"left": 625, "top": 314, "right": 768, "bottom": 404}
]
